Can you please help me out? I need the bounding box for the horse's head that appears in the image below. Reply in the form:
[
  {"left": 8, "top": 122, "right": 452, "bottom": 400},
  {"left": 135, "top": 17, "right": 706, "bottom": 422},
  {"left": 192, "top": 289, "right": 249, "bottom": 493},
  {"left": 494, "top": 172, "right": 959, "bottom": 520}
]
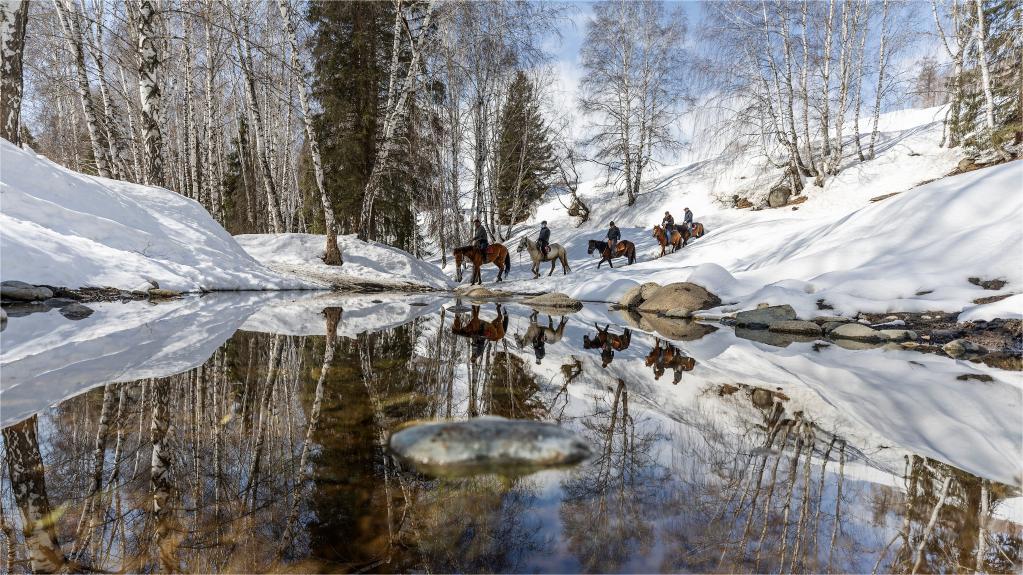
[
  {"left": 517, "top": 237, "right": 528, "bottom": 253},
  {"left": 453, "top": 248, "right": 464, "bottom": 282},
  {"left": 652, "top": 225, "right": 662, "bottom": 238},
  {"left": 587, "top": 240, "right": 595, "bottom": 255}
]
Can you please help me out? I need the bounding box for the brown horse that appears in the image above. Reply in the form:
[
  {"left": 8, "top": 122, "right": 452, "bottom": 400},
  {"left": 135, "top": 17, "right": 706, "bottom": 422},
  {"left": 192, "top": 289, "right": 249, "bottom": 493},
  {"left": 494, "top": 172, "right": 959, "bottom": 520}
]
[
  {"left": 453, "top": 244, "right": 511, "bottom": 285},
  {"left": 645, "top": 339, "right": 696, "bottom": 384},
  {"left": 452, "top": 304, "right": 509, "bottom": 360},
  {"left": 587, "top": 239, "right": 637, "bottom": 268},
  {"left": 652, "top": 225, "right": 683, "bottom": 256},
  {"left": 583, "top": 323, "right": 633, "bottom": 367}
]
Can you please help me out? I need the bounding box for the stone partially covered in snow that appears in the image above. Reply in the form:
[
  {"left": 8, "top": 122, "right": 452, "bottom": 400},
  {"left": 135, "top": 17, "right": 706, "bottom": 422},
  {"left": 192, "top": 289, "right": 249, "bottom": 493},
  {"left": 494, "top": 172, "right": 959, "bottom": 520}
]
[
  {"left": 1, "top": 281, "right": 53, "bottom": 302},
  {"left": 735, "top": 304, "right": 797, "bottom": 328},
  {"left": 0, "top": 140, "right": 302, "bottom": 292},
  {"left": 768, "top": 186, "right": 791, "bottom": 208},
  {"left": 389, "top": 416, "right": 592, "bottom": 476},
  {"left": 829, "top": 323, "right": 885, "bottom": 342},
  {"left": 638, "top": 282, "right": 720, "bottom": 314},
  {"left": 455, "top": 285, "right": 511, "bottom": 299},
  {"left": 943, "top": 339, "right": 988, "bottom": 358},
  {"left": 521, "top": 292, "right": 583, "bottom": 311},
  {"left": 879, "top": 329, "right": 918, "bottom": 342}
]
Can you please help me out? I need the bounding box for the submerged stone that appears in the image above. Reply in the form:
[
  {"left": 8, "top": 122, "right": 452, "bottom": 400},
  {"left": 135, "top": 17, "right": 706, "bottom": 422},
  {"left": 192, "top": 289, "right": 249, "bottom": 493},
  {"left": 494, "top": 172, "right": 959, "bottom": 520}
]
[
  {"left": 829, "top": 323, "right": 885, "bottom": 342},
  {"left": 768, "top": 320, "right": 822, "bottom": 336},
  {"left": 59, "top": 303, "right": 94, "bottom": 320},
  {"left": 521, "top": 292, "right": 583, "bottom": 311},
  {"left": 735, "top": 304, "right": 796, "bottom": 329},
  {"left": 390, "top": 416, "right": 591, "bottom": 477},
  {"left": 1, "top": 280, "right": 53, "bottom": 302},
  {"left": 943, "top": 339, "right": 988, "bottom": 358}
]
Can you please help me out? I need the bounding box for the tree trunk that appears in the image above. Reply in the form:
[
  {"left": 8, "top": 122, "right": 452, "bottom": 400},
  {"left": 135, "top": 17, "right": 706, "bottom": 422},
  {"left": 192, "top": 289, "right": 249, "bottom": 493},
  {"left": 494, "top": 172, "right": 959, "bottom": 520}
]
[
  {"left": 973, "top": 0, "right": 1012, "bottom": 161},
  {"left": 868, "top": 0, "right": 890, "bottom": 159},
  {"left": 138, "top": 0, "right": 165, "bottom": 187},
  {"left": 0, "top": 0, "right": 28, "bottom": 145},
  {"left": 278, "top": 0, "right": 342, "bottom": 265}
]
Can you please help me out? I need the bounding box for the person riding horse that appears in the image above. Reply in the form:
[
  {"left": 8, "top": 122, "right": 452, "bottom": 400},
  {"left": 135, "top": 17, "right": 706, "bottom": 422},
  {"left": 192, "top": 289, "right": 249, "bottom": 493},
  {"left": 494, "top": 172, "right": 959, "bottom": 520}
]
[
  {"left": 682, "top": 207, "right": 693, "bottom": 233},
  {"left": 662, "top": 211, "right": 675, "bottom": 237},
  {"left": 607, "top": 221, "right": 620, "bottom": 255},
  {"left": 473, "top": 218, "right": 488, "bottom": 255},
  {"left": 537, "top": 221, "right": 550, "bottom": 257}
]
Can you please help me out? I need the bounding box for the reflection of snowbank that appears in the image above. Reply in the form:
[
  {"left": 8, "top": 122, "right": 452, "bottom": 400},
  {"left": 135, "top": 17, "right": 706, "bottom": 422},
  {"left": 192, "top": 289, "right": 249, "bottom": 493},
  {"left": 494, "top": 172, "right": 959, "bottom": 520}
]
[
  {"left": 0, "top": 140, "right": 306, "bottom": 292},
  {"left": 239, "top": 292, "right": 445, "bottom": 336}
]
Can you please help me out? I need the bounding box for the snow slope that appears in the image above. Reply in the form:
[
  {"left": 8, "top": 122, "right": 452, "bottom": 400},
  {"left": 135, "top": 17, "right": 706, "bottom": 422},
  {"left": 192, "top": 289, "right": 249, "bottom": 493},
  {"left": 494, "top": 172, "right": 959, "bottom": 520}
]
[
  {"left": 470, "top": 107, "right": 1022, "bottom": 319},
  {"left": 0, "top": 140, "right": 308, "bottom": 291},
  {"left": 236, "top": 233, "right": 454, "bottom": 290}
]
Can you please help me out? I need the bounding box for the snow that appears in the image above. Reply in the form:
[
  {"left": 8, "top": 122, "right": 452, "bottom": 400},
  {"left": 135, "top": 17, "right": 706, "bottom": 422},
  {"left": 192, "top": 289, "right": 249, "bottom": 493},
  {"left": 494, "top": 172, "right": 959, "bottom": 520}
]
[
  {"left": 470, "top": 106, "right": 1022, "bottom": 320},
  {"left": 958, "top": 294, "right": 1023, "bottom": 322},
  {"left": 0, "top": 140, "right": 307, "bottom": 291},
  {"left": 236, "top": 233, "right": 454, "bottom": 291}
]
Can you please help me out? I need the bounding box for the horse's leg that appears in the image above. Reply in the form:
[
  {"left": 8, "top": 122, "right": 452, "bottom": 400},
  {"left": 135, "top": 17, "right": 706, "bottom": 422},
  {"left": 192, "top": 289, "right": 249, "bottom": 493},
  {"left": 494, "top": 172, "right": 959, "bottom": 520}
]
[{"left": 548, "top": 259, "right": 556, "bottom": 276}]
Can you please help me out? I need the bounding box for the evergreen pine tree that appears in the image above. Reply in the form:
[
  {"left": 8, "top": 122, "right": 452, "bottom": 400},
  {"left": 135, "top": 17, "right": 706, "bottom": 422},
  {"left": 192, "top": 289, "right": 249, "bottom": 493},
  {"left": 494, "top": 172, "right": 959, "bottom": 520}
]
[{"left": 495, "top": 71, "right": 555, "bottom": 226}]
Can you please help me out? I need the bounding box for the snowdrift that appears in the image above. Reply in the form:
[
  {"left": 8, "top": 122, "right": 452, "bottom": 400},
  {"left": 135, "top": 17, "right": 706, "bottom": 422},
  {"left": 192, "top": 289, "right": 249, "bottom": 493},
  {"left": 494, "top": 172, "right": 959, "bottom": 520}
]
[
  {"left": 0, "top": 140, "right": 305, "bottom": 291},
  {"left": 236, "top": 233, "right": 454, "bottom": 290}
]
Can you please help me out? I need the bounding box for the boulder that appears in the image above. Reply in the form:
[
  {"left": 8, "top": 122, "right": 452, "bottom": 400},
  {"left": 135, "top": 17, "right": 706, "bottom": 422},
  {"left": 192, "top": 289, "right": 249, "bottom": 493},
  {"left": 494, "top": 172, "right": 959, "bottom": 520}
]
[
  {"left": 735, "top": 326, "right": 816, "bottom": 348},
  {"left": 735, "top": 304, "right": 797, "bottom": 329},
  {"left": 455, "top": 285, "right": 510, "bottom": 299},
  {"left": 751, "top": 388, "right": 775, "bottom": 409},
  {"left": 59, "top": 303, "right": 94, "bottom": 320},
  {"left": 642, "top": 314, "right": 718, "bottom": 341},
  {"left": 521, "top": 292, "right": 583, "bottom": 311},
  {"left": 829, "top": 323, "right": 885, "bottom": 342},
  {"left": 637, "top": 283, "right": 720, "bottom": 314},
  {"left": 943, "top": 339, "right": 988, "bottom": 358},
  {"left": 147, "top": 288, "right": 182, "bottom": 298},
  {"left": 640, "top": 282, "right": 662, "bottom": 300},
  {"left": 389, "top": 416, "right": 591, "bottom": 476},
  {"left": 618, "top": 285, "right": 645, "bottom": 308},
  {"left": 1, "top": 281, "right": 53, "bottom": 302},
  {"left": 735, "top": 197, "right": 754, "bottom": 209},
  {"left": 768, "top": 186, "right": 791, "bottom": 208},
  {"left": 821, "top": 321, "right": 848, "bottom": 335},
  {"left": 880, "top": 329, "right": 918, "bottom": 342},
  {"left": 957, "top": 157, "right": 976, "bottom": 172},
  {"left": 768, "top": 320, "right": 823, "bottom": 336}
]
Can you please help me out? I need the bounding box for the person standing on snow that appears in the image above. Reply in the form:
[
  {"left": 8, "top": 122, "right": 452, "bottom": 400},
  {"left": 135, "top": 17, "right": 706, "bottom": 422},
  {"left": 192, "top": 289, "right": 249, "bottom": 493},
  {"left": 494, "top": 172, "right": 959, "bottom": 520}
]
[{"left": 537, "top": 221, "right": 551, "bottom": 257}]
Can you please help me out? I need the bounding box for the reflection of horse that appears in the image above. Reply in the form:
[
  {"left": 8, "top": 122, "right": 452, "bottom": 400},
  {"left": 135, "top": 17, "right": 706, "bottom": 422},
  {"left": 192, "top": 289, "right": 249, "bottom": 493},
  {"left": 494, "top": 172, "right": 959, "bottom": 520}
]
[
  {"left": 582, "top": 323, "right": 633, "bottom": 368},
  {"left": 587, "top": 239, "right": 636, "bottom": 268},
  {"left": 516, "top": 312, "right": 569, "bottom": 348},
  {"left": 453, "top": 244, "right": 511, "bottom": 285},
  {"left": 452, "top": 304, "right": 509, "bottom": 360},
  {"left": 645, "top": 339, "right": 696, "bottom": 384},
  {"left": 517, "top": 237, "right": 571, "bottom": 278}
]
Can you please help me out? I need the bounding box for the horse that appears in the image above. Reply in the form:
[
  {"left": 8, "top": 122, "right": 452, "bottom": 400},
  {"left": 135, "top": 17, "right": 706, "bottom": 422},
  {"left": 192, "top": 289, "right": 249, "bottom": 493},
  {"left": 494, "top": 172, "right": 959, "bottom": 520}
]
[
  {"left": 645, "top": 339, "right": 697, "bottom": 384},
  {"left": 652, "top": 225, "right": 683, "bottom": 257},
  {"left": 453, "top": 243, "right": 511, "bottom": 285},
  {"left": 451, "top": 304, "right": 509, "bottom": 360},
  {"left": 517, "top": 237, "right": 571, "bottom": 278},
  {"left": 689, "top": 222, "right": 706, "bottom": 240},
  {"left": 582, "top": 323, "right": 633, "bottom": 368},
  {"left": 586, "top": 239, "right": 636, "bottom": 268}
]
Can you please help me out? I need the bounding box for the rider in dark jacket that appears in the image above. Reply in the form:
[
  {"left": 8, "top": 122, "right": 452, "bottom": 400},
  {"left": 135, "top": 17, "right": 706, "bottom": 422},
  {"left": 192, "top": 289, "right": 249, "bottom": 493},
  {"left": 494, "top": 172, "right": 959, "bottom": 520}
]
[
  {"left": 537, "top": 221, "right": 550, "bottom": 256},
  {"left": 682, "top": 207, "right": 693, "bottom": 232},
  {"left": 473, "top": 219, "right": 488, "bottom": 254},
  {"left": 607, "top": 221, "right": 621, "bottom": 255},
  {"left": 662, "top": 211, "right": 675, "bottom": 237}
]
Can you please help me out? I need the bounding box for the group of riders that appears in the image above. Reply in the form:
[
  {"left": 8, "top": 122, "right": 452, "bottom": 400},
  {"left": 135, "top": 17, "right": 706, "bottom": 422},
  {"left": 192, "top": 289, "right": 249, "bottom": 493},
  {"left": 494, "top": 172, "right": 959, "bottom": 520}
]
[{"left": 470, "top": 206, "right": 694, "bottom": 260}]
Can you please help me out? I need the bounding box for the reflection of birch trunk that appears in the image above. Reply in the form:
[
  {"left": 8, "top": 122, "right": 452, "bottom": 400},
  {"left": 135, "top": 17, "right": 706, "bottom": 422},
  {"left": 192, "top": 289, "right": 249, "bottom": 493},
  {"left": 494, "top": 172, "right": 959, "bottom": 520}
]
[
  {"left": 756, "top": 419, "right": 802, "bottom": 572},
  {"left": 73, "top": 383, "right": 117, "bottom": 554},
  {"left": 150, "top": 378, "right": 175, "bottom": 570},
  {"left": 732, "top": 417, "right": 792, "bottom": 571},
  {"left": 776, "top": 425, "right": 806, "bottom": 572},
  {"left": 3, "top": 416, "right": 66, "bottom": 573},
  {"left": 789, "top": 427, "right": 815, "bottom": 572},
  {"left": 278, "top": 308, "right": 341, "bottom": 556},
  {"left": 976, "top": 479, "right": 988, "bottom": 573},
  {"left": 826, "top": 440, "right": 846, "bottom": 572},
  {"left": 244, "top": 334, "right": 284, "bottom": 507},
  {"left": 911, "top": 475, "right": 952, "bottom": 575},
  {"left": 812, "top": 437, "right": 836, "bottom": 571}
]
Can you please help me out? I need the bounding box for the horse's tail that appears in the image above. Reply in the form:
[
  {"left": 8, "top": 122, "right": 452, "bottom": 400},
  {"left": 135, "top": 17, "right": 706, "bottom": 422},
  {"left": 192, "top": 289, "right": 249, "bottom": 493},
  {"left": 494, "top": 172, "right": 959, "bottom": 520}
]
[
  {"left": 504, "top": 251, "right": 512, "bottom": 273},
  {"left": 627, "top": 243, "right": 636, "bottom": 264},
  {"left": 562, "top": 250, "right": 571, "bottom": 273}
]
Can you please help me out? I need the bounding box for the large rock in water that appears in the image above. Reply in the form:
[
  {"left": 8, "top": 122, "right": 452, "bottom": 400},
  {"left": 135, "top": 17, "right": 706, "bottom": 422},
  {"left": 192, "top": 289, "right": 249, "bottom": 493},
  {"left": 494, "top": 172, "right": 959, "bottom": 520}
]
[
  {"left": 735, "top": 304, "right": 797, "bottom": 328},
  {"left": 390, "top": 417, "right": 592, "bottom": 476},
  {"left": 618, "top": 282, "right": 661, "bottom": 308},
  {"left": 521, "top": 292, "right": 583, "bottom": 311},
  {"left": 1, "top": 281, "right": 53, "bottom": 302},
  {"left": 638, "top": 283, "right": 720, "bottom": 314}
]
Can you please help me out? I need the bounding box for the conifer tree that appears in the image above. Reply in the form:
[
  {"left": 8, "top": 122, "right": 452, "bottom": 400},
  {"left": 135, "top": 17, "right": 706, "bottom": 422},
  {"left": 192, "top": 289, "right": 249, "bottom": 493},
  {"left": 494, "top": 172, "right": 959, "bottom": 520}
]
[{"left": 494, "top": 71, "right": 555, "bottom": 227}]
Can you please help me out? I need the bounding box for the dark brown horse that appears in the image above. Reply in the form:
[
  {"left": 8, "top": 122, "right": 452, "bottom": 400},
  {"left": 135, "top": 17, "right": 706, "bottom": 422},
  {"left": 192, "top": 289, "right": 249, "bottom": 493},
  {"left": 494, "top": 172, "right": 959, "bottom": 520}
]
[
  {"left": 583, "top": 323, "right": 633, "bottom": 367},
  {"left": 587, "top": 239, "right": 637, "bottom": 268},
  {"left": 453, "top": 244, "right": 511, "bottom": 285},
  {"left": 645, "top": 339, "right": 696, "bottom": 384}
]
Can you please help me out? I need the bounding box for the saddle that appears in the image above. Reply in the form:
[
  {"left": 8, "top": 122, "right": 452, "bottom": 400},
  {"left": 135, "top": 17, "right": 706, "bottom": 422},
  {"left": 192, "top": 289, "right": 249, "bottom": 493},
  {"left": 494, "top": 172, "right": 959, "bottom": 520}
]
[
  {"left": 542, "top": 245, "right": 551, "bottom": 257},
  {"left": 486, "top": 245, "right": 498, "bottom": 257}
]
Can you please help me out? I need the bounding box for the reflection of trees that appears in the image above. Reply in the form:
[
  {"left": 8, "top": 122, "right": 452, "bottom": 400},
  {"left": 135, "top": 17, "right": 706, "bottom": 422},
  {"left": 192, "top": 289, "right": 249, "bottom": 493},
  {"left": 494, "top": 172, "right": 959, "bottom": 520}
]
[{"left": 560, "top": 379, "right": 666, "bottom": 571}]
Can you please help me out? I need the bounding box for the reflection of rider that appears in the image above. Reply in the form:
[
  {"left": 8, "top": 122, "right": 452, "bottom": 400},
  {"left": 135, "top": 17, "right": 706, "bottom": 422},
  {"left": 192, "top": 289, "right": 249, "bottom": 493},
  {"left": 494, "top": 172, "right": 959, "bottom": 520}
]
[
  {"left": 537, "top": 221, "right": 550, "bottom": 257},
  {"left": 471, "top": 335, "right": 487, "bottom": 361},
  {"left": 606, "top": 221, "right": 620, "bottom": 256},
  {"left": 473, "top": 218, "right": 488, "bottom": 254},
  {"left": 600, "top": 344, "right": 614, "bottom": 368},
  {"left": 531, "top": 330, "right": 546, "bottom": 364}
]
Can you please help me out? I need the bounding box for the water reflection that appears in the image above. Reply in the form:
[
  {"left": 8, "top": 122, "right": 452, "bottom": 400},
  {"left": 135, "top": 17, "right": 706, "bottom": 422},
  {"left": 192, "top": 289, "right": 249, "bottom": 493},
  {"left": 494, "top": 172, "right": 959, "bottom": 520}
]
[{"left": 0, "top": 298, "right": 1019, "bottom": 573}]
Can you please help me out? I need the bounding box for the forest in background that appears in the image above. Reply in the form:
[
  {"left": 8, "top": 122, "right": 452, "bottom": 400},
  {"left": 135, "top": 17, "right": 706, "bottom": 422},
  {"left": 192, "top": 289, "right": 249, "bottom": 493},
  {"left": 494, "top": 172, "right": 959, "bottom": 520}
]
[{"left": 2, "top": 0, "right": 1020, "bottom": 264}]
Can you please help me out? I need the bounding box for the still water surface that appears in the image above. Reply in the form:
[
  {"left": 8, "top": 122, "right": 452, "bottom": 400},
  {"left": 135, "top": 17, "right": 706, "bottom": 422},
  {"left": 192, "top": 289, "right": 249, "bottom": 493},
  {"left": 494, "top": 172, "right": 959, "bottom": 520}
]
[{"left": 0, "top": 294, "right": 1020, "bottom": 573}]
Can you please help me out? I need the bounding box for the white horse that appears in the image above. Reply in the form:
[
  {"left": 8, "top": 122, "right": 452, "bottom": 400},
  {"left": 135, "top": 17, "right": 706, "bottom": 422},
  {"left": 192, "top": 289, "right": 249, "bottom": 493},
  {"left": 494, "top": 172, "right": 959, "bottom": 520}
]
[{"left": 517, "top": 237, "right": 571, "bottom": 279}]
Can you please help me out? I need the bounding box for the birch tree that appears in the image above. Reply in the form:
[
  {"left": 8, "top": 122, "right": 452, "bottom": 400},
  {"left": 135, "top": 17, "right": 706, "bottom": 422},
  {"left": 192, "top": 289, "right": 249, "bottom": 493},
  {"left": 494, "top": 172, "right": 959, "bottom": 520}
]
[
  {"left": 137, "top": 0, "right": 164, "bottom": 187},
  {"left": 972, "top": 0, "right": 1012, "bottom": 161},
  {"left": 0, "top": 0, "right": 29, "bottom": 144}
]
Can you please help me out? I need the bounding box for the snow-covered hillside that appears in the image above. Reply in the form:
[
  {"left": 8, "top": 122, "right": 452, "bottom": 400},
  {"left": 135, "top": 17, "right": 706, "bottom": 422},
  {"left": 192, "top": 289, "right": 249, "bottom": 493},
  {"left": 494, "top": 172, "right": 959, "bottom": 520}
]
[
  {"left": 0, "top": 140, "right": 304, "bottom": 292},
  {"left": 474, "top": 107, "right": 1022, "bottom": 319}
]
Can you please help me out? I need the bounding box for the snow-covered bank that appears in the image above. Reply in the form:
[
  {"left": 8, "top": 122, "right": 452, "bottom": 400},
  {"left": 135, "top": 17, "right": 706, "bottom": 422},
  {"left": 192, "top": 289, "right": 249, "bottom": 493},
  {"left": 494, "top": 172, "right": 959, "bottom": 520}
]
[
  {"left": 236, "top": 233, "right": 454, "bottom": 291},
  {"left": 478, "top": 107, "right": 1021, "bottom": 320},
  {"left": 0, "top": 140, "right": 306, "bottom": 292}
]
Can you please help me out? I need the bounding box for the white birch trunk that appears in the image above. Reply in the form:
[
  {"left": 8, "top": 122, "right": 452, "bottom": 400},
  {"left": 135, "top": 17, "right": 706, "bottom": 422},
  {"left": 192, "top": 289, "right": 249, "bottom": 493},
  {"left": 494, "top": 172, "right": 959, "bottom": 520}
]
[
  {"left": 973, "top": 0, "right": 1011, "bottom": 160},
  {"left": 0, "top": 0, "right": 29, "bottom": 145},
  {"left": 868, "top": 0, "right": 891, "bottom": 159},
  {"left": 137, "top": 0, "right": 165, "bottom": 186}
]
